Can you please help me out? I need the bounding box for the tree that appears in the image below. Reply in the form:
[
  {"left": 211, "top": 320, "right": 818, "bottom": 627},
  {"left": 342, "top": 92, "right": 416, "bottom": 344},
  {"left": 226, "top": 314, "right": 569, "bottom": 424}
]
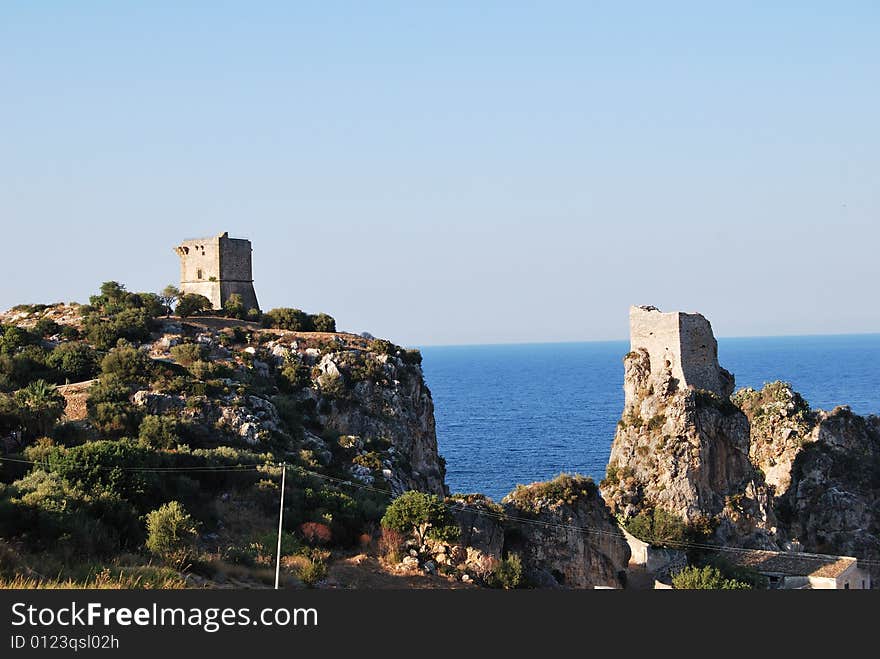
[
  {"left": 380, "top": 491, "right": 459, "bottom": 549},
  {"left": 175, "top": 294, "right": 212, "bottom": 318},
  {"left": 96, "top": 281, "right": 127, "bottom": 307},
  {"left": 159, "top": 285, "right": 181, "bottom": 317},
  {"left": 13, "top": 380, "right": 65, "bottom": 438},
  {"left": 145, "top": 501, "right": 199, "bottom": 563},
  {"left": 672, "top": 565, "right": 752, "bottom": 590},
  {"left": 137, "top": 292, "right": 166, "bottom": 318}
]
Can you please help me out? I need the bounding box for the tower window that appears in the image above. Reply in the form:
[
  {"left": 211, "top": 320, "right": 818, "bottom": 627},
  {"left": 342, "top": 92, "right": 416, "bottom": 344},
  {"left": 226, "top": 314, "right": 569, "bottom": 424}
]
[{"left": 197, "top": 269, "right": 203, "bottom": 280}]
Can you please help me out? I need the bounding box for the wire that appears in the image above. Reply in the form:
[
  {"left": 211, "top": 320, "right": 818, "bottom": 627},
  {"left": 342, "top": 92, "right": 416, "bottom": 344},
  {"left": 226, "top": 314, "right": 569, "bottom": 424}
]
[
  {"left": 3, "top": 454, "right": 879, "bottom": 569},
  {"left": 0, "top": 455, "right": 265, "bottom": 473},
  {"left": 287, "top": 464, "right": 880, "bottom": 569}
]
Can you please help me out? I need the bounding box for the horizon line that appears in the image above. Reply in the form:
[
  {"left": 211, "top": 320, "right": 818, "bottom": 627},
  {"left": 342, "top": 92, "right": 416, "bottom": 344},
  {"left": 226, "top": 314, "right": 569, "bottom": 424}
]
[{"left": 414, "top": 330, "right": 880, "bottom": 350}]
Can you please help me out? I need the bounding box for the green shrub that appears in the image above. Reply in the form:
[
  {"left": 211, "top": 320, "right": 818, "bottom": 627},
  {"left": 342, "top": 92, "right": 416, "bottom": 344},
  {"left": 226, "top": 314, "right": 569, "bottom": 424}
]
[
  {"left": 13, "top": 380, "right": 65, "bottom": 439},
  {"left": 81, "top": 283, "right": 159, "bottom": 349},
  {"left": 138, "top": 414, "right": 180, "bottom": 449},
  {"left": 381, "top": 491, "right": 459, "bottom": 548},
  {"left": 262, "top": 308, "right": 314, "bottom": 331},
  {"left": 33, "top": 318, "right": 61, "bottom": 338},
  {"left": 223, "top": 294, "right": 247, "bottom": 320},
  {"left": 0, "top": 470, "right": 142, "bottom": 556},
  {"left": 277, "top": 361, "right": 311, "bottom": 392},
  {"left": 100, "top": 345, "right": 153, "bottom": 383},
  {"left": 145, "top": 501, "right": 199, "bottom": 563},
  {"left": 170, "top": 343, "right": 206, "bottom": 366},
  {"left": 672, "top": 565, "right": 752, "bottom": 590},
  {"left": 624, "top": 508, "right": 712, "bottom": 548},
  {"left": 0, "top": 325, "right": 38, "bottom": 354},
  {"left": 86, "top": 374, "right": 141, "bottom": 436},
  {"left": 505, "top": 473, "right": 597, "bottom": 513},
  {"left": 292, "top": 549, "right": 329, "bottom": 587},
  {"left": 490, "top": 554, "right": 524, "bottom": 589},
  {"left": 175, "top": 294, "right": 213, "bottom": 318},
  {"left": 311, "top": 313, "right": 336, "bottom": 333},
  {"left": 47, "top": 342, "right": 99, "bottom": 382}
]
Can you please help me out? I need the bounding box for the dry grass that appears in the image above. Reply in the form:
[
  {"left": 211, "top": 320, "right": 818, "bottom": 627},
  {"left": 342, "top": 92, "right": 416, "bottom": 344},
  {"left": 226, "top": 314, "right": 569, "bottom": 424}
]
[{"left": 0, "top": 566, "right": 186, "bottom": 590}]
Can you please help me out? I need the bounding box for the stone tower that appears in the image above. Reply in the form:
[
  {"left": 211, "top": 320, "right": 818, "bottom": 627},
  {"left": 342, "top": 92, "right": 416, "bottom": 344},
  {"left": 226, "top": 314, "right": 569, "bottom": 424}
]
[
  {"left": 174, "top": 232, "right": 259, "bottom": 312},
  {"left": 629, "top": 305, "right": 733, "bottom": 398}
]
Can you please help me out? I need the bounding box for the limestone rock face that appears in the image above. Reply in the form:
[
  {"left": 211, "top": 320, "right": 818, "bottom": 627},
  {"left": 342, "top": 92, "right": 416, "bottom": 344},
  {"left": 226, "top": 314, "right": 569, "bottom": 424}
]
[
  {"left": 604, "top": 326, "right": 776, "bottom": 548},
  {"left": 501, "top": 475, "right": 631, "bottom": 588},
  {"left": 740, "top": 382, "right": 880, "bottom": 582},
  {"left": 311, "top": 351, "right": 446, "bottom": 496}
]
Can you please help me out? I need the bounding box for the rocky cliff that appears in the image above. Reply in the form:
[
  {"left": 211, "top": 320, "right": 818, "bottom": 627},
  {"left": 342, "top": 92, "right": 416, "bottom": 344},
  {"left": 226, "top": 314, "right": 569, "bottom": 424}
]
[
  {"left": 145, "top": 321, "right": 447, "bottom": 496},
  {"left": 603, "top": 346, "right": 776, "bottom": 548},
  {"left": 437, "top": 476, "right": 630, "bottom": 588},
  {"left": 501, "top": 475, "right": 630, "bottom": 588},
  {"left": 737, "top": 382, "right": 880, "bottom": 580},
  {"left": 605, "top": 307, "right": 880, "bottom": 585}
]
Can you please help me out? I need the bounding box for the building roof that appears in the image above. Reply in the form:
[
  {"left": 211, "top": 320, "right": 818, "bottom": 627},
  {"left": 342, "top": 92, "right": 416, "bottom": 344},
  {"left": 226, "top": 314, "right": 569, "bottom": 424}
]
[{"left": 714, "top": 548, "right": 858, "bottom": 579}]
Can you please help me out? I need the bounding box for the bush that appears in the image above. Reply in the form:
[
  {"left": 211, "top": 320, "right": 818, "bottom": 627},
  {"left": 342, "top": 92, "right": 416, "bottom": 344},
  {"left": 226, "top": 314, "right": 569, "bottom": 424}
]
[
  {"left": 170, "top": 343, "right": 206, "bottom": 367},
  {"left": 262, "top": 308, "right": 313, "bottom": 332},
  {"left": 277, "top": 361, "right": 311, "bottom": 392},
  {"left": 81, "top": 283, "right": 160, "bottom": 349},
  {"left": 138, "top": 414, "right": 180, "bottom": 449},
  {"left": 490, "top": 554, "right": 524, "bottom": 589},
  {"left": 0, "top": 470, "right": 142, "bottom": 556},
  {"left": 311, "top": 313, "right": 336, "bottom": 333},
  {"left": 33, "top": 318, "right": 61, "bottom": 338},
  {"left": 378, "top": 527, "right": 405, "bottom": 563},
  {"left": 381, "top": 491, "right": 459, "bottom": 548},
  {"left": 672, "top": 565, "right": 752, "bottom": 590},
  {"left": 145, "top": 501, "right": 199, "bottom": 563},
  {"left": 86, "top": 375, "right": 141, "bottom": 436},
  {"left": 0, "top": 325, "right": 38, "bottom": 354},
  {"left": 504, "top": 473, "right": 597, "bottom": 513},
  {"left": 13, "top": 380, "right": 66, "bottom": 439},
  {"left": 290, "top": 549, "right": 329, "bottom": 587},
  {"left": 223, "top": 294, "right": 247, "bottom": 320},
  {"left": 624, "top": 508, "right": 692, "bottom": 548},
  {"left": 47, "top": 342, "right": 99, "bottom": 383},
  {"left": 100, "top": 345, "right": 154, "bottom": 383},
  {"left": 299, "top": 521, "right": 332, "bottom": 546},
  {"left": 176, "top": 294, "right": 213, "bottom": 318}
]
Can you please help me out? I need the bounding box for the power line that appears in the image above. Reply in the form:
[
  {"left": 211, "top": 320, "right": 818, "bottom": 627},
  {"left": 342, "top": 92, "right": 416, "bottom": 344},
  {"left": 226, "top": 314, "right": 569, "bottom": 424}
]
[{"left": 3, "top": 454, "right": 879, "bottom": 569}]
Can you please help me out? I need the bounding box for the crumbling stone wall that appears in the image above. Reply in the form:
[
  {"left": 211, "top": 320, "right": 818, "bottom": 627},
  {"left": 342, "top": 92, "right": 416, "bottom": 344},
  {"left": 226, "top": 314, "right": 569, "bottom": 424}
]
[
  {"left": 629, "top": 305, "right": 732, "bottom": 397},
  {"left": 174, "top": 232, "right": 259, "bottom": 311}
]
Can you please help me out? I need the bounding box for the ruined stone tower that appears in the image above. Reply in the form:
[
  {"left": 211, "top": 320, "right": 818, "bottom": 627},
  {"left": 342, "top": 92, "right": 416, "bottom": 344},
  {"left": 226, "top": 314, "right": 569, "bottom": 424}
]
[
  {"left": 174, "top": 232, "right": 259, "bottom": 312},
  {"left": 629, "top": 305, "right": 733, "bottom": 398}
]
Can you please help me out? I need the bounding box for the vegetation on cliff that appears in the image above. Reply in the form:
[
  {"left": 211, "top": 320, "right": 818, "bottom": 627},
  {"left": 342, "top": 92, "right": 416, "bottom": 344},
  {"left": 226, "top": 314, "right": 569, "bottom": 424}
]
[{"left": 0, "top": 281, "right": 442, "bottom": 588}]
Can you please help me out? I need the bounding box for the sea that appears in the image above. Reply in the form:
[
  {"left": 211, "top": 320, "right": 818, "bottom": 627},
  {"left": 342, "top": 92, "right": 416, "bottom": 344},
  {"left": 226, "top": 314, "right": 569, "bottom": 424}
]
[{"left": 420, "top": 335, "right": 880, "bottom": 501}]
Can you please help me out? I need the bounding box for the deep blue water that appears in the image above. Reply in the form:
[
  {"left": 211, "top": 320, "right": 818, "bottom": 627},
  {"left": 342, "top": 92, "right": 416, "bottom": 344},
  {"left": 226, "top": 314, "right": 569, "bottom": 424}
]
[{"left": 421, "top": 335, "right": 880, "bottom": 501}]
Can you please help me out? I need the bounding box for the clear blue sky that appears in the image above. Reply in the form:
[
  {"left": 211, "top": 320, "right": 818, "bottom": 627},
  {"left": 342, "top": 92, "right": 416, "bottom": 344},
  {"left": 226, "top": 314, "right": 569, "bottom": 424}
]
[{"left": 1, "top": 2, "right": 877, "bottom": 346}]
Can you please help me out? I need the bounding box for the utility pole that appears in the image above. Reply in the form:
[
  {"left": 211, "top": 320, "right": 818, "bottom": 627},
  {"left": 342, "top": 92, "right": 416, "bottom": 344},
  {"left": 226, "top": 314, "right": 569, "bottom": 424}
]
[{"left": 274, "top": 462, "right": 286, "bottom": 590}]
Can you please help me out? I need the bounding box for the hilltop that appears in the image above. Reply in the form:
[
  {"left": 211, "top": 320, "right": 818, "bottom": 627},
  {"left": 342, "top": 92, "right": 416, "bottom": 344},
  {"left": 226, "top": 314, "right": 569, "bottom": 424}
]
[{"left": 0, "top": 282, "right": 629, "bottom": 590}]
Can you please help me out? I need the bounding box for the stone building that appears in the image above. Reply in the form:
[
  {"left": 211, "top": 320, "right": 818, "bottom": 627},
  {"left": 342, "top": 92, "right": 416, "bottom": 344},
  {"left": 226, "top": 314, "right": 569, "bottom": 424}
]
[
  {"left": 713, "top": 548, "right": 872, "bottom": 589},
  {"left": 629, "top": 305, "right": 733, "bottom": 398},
  {"left": 174, "top": 232, "right": 259, "bottom": 312}
]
